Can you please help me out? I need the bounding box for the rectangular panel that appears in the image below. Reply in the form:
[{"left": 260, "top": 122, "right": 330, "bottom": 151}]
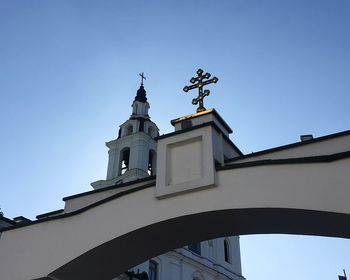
[{"left": 167, "top": 137, "right": 203, "bottom": 186}]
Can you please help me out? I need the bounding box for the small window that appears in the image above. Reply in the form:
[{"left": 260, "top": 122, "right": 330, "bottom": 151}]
[
  {"left": 224, "top": 239, "right": 231, "bottom": 263},
  {"left": 149, "top": 260, "right": 158, "bottom": 280},
  {"left": 188, "top": 242, "right": 201, "bottom": 255},
  {"left": 120, "top": 148, "right": 130, "bottom": 175}
]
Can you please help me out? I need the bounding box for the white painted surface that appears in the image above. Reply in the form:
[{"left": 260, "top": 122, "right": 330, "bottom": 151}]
[
  {"left": 65, "top": 178, "right": 156, "bottom": 213},
  {"left": 156, "top": 126, "right": 216, "bottom": 198},
  {"left": 234, "top": 133, "right": 350, "bottom": 163},
  {"left": 0, "top": 154, "right": 349, "bottom": 280},
  {"left": 168, "top": 137, "right": 203, "bottom": 185},
  {"left": 132, "top": 100, "right": 149, "bottom": 117}
]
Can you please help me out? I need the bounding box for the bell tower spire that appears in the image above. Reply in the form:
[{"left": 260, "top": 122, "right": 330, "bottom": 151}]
[
  {"left": 132, "top": 74, "right": 150, "bottom": 117},
  {"left": 91, "top": 74, "right": 159, "bottom": 189}
]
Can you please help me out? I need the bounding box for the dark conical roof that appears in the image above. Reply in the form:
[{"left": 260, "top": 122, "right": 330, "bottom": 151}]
[{"left": 134, "top": 85, "right": 147, "bottom": 103}]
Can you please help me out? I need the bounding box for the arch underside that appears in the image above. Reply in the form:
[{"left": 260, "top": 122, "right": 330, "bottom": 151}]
[{"left": 48, "top": 208, "right": 350, "bottom": 280}]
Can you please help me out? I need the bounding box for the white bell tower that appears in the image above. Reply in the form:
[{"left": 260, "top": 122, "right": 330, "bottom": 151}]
[{"left": 91, "top": 76, "right": 159, "bottom": 190}]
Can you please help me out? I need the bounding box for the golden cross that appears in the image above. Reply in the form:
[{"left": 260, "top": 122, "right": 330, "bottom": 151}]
[
  {"left": 183, "top": 68, "right": 218, "bottom": 113},
  {"left": 139, "top": 72, "right": 146, "bottom": 86}
]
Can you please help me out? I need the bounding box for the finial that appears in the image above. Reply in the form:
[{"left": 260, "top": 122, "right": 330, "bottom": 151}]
[
  {"left": 135, "top": 73, "right": 148, "bottom": 103},
  {"left": 183, "top": 68, "right": 219, "bottom": 113},
  {"left": 139, "top": 72, "right": 146, "bottom": 86}
]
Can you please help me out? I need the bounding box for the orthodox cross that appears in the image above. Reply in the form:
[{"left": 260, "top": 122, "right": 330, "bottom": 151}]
[
  {"left": 139, "top": 72, "right": 146, "bottom": 86},
  {"left": 183, "top": 68, "right": 218, "bottom": 113}
]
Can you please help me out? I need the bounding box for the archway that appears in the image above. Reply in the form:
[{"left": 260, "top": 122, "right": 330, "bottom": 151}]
[
  {"left": 1, "top": 154, "right": 349, "bottom": 280},
  {"left": 48, "top": 208, "right": 350, "bottom": 280}
]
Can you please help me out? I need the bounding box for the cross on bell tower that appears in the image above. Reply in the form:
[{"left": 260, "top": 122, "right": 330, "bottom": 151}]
[
  {"left": 183, "top": 68, "right": 219, "bottom": 113},
  {"left": 139, "top": 72, "right": 146, "bottom": 86}
]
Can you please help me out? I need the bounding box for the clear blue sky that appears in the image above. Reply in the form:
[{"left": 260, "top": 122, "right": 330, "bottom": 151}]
[{"left": 0, "top": 1, "right": 349, "bottom": 279}]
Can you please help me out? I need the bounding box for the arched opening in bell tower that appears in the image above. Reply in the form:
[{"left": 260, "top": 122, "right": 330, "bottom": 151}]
[
  {"left": 126, "top": 125, "right": 133, "bottom": 136},
  {"left": 148, "top": 150, "right": 156, "bottom": 175},
  {"left": 119, "top": 148, "right": 130, "bottom": 175}
]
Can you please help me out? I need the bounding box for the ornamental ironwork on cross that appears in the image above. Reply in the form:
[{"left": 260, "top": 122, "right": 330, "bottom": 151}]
[{"left": 183, "top": 68, "right": 219, "bottom": 113}]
